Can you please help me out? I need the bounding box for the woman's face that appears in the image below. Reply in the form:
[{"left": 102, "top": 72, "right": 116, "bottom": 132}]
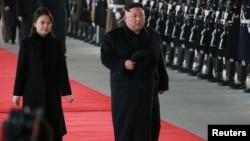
[{"left": 34, "top": 15, "right": 52, "bottom": 36}]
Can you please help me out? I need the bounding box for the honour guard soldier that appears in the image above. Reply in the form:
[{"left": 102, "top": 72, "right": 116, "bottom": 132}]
[
  {"left": 218, "top": 0, "right": 241, "bottom": 87},
  {"left": 1, "top": 0, "right": 11, "bottom": 43},
  {"left": 105, "top": 0, "right": 133, "bottom": 32},
  {"left": 178, "top": 0, "right": 197, "bottom": 73},
  {"left": 206, "top": 0, "right": 226, "bottom": 83},
  {"left": 3, "top": 0, "right": 20, "bottom": 44},
  {"left": 150, "top": 0, "right": 169, "bottom": 58},
  {"left": 234, "top": 0, "right": 250, "bottom": 92},
  {"left": 95, "top": 0, "right": 108, "bottom": 46},
  {"left": 169, "top": 0, "right": 187, "bottom": 71},
  {"left": 145, "top": 0, "right": 157, "bottom": 29},
  {"left": 189, "top": 0, "right": 207, "bottom": 76},
  {"left": 165, "top": 0, "right": 178, "bottom": 67},
  {"left": 197, "top": 0, "right": 216, "bottom": 80},
  {"left": 67, "top": 0, "right": 77, "bottom": 37}
]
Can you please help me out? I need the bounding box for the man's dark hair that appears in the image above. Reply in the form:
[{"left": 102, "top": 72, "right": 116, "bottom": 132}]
[{"left": 124, "top": 3, "right": 144, "bottom": 11}]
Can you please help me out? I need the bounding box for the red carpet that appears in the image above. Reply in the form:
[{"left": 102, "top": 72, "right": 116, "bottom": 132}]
[{"left": 0, "top": 48, "right": 205, "bottom": 141}]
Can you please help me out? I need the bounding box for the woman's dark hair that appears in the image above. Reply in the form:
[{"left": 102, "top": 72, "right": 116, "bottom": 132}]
[{"left": 30, "top": 7, "right": 55, "bottom": 38}]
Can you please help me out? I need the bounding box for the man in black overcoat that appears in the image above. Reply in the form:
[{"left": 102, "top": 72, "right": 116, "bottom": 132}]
[
  {"left": 101, "top": 3, "right": 169, "bottom": 141},
  {"left": 17, "top": 0, "right": 40, "bottom": 43}
]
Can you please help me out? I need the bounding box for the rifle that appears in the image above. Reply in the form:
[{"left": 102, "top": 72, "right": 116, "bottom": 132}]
[
  {"left": 200, "top": 0, "right": 212, "bottom": 46},
  {"left": 210, "top": 0, "right": 224, "bottom": 47},
  {"left": 146, "top": 0, "right": 156, "bottom": 27},
  {"left": 171, "top": 0, "right": 184, "bottom": 38},
  {"left": 189, "top": 0, "right": 201, "bottom": 42},
  {"left": 164, "top": 0, "right": 175, "bottom": 36},
  {"left": 70, "top": 0, "right": 77, "bottom": 15},
  {"left": 155, "top": 1, "right": 164, "bottom": 31},
  {"left": 179, "top": 0, "right": 191, "bottom": 40},
  {"left": 218, "top": 0, "right": 232, "bottom": 49}
]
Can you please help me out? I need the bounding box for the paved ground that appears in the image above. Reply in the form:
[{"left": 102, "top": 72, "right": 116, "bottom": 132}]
[{"left": 1, "top": 34, "right": 250, "bottom": 140}]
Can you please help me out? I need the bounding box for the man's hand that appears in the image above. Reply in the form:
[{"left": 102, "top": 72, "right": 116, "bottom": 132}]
[
  {"left": 4, "top": 6, "right": 10, "bottom": 11},
  {"left": 158, "top": 90, "right": 165, "bottom": 94},
  {"left": 65, "top": 95, "right": 74, "bottom": 103},
  {"left": 12, "top": 96, "right": 21, "bottom": 106},
  {"left": 125, "top": 59, "right": 136, "bottom": 70},
  {"left": 18, "top": 16, "right": 23, "bottom": 22}
]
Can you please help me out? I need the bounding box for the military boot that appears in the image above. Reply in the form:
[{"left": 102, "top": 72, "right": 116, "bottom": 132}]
[
  {"left": 198, "top": 55, "right": 214, "bottom": 80},
  {"left": 230, "top": 63, "right": 247, "bottom": 89},
  {"left": 218, "top": 59, "right": 236, "bottom": 86},
  {"left": 208, "top": 57, "right": 223, "bottom": 82},
  {"left": 170, "top": 46, "right": 185, "bottom": 70},
  {"left": 189, "top": 51, "right": 205, "bottom": 76},
  {"left": 179, "top": 48, "right": 195, "bottom": 73},
  {"left": 165, "top": 45, "right": 175, "bottom": 68},
  {"left": 243, "top": 64, "right": 250, "bottom": 93}
]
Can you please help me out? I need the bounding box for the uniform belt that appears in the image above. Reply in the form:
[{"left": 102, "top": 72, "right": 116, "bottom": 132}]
[
  {"left": 186, "top": 15, "right": 194, "bottom": 19},
  {"left": 220, "top": 19, "right": 233, "bottom": 24},
  {"left": 220, "top": 19, "right": 225, "bottom": 24},
  {"left": 240, "top": 19, "right": 250, "bottom": 24}
]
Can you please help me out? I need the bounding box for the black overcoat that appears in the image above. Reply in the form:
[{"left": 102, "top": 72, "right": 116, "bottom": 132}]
[
  {"left": 101, "top": 26, "right": 169, "bottom": 141},
  {"left": 13, "top": 33, "right": 72, "bottom": 141},
  {"left": 16, "top": 0, "right": 41, "bottom": 41},
  {"left": 95, "top": 0, "right": 107, "bottom": 28},
  {"left": 238, "top": 0, "right": 250, "bottom": 63}
]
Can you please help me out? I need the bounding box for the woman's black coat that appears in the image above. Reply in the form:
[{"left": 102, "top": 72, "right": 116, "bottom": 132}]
[{"left": 13, "top": 33, "right": 72, "bottom": 140}]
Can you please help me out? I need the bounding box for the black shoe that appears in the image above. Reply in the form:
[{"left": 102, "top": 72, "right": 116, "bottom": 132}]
[
  {"left": 166, "top": 62, "right": 173, "bottom": 67},
  {"left": 94, "top": 42, "right": 102, "bottom": 47},
  {"left": 80, "top": 36, "right": 87, "bottom": 40},
  {"left": 170, "top": 64, "right": 181, "bottom": 70},
  {"left": 88, "top": 40, "right": 96, "bottom": 44},
  {"left": 11, "top": 40, "right": 15, "bottom": 44},
  {"left": 230, "top": 83, "right": 246, "bottom": 89},
  {"left": 83, "top": 37, "right": 92, "bottom": 42},
  {"left": 75, "top": 35, "right": 82, "bottom": 39},
  {"left": 207, "top": 76, "right": 222, "bottom": 83},
  {"left": 218, "top": 79, "right": 234, "bottom": 86},
  {"left": 198, "top": 73, "right": 213, "bottom": 80},
  {"left": 243, "top": 88, "right": 250, "bottom": 93},
  {"left": 188, "top": 70, "right": 200, "bottom": 76},
  {"left": 4, "top": 40, "right": 9, "bottom": 43},
  {"left": 178, "top": 67, "right": 189, "bottom": 73}
]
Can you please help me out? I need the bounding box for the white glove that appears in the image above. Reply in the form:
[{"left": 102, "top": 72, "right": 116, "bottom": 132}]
[
  {"left": 12, "top": 96, "right": 21, "bottom": 106},
  {"left": 65, "top": 95, "right": 73, "bottom": 103}
]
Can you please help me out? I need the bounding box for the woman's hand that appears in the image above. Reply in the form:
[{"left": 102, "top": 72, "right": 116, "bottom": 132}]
[
  {"left": 12, "top": 96, "right": 21, "bottom": 106},
  {"left": 65, "top": 95, "right": 74, "bottom": 103}
]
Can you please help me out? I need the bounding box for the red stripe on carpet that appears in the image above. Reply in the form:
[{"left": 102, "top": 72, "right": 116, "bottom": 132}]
[{"left": 0, "top": 48, "right": 205, "bottom": 141}]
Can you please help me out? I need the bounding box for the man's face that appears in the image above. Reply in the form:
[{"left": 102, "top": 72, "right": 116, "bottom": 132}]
[{"left": 124, "top": 7, "right": 145, "bottom": 34}]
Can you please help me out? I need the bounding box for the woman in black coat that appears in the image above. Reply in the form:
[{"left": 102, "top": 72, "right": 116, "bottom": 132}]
[
  {"left": 13, "top": 7, "right": 73, "bottom": 141},
  {"left": 101, "top": 3, "right": 169, "bottom": 141}
]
